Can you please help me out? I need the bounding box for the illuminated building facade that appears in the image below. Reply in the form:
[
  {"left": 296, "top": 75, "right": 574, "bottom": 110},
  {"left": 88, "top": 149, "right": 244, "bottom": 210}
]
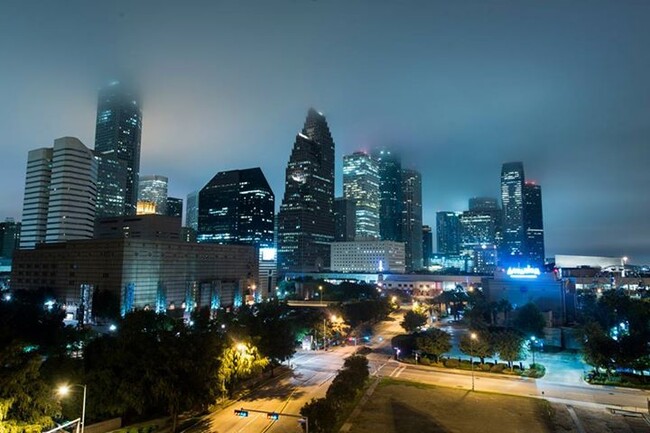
[
  {"left": 185, "top": 190, "right": 199, "bottom": 230},
  {"left": 500, "top": 162, "right": 525, "bottom": 263},
  {"left": 94, "top": 81, "right": 142, "bottom": 217},
  {"left": 11, "top": 238, "right": 257, "bottom": 317},
  {"left": 331, "top": 241, "right": 405, "bottom": 274},
  {"left": 277, "top": 109, "right": 335, "bottom": 274},
  {"left": 137, "top": 175, "right": 168, "bottom": 215},
  {"left": 166, "top": 197, "right": 183, "bottom": 218},
  {"left": 401, "top": 169, "right": 423, "bottom": 271},
  {"left": 343, "top": 151, "right": 380, "bottom": 240},
  {"left": 198, "top": 167, "right": 274, "bottom": 248}
]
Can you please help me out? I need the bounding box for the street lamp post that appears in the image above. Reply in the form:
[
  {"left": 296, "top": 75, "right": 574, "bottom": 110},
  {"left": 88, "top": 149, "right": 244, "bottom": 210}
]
[
  {"left": 318, "top": 285, "right": 323, "bottom": 305},
  {"left": 323, "top": 318, "right": 327, "bottom": 351},
  {"left": 529, "top": 336, "right": 537, "bottom": 367},
  {"left": 57, "top": 384, "right": 87, "bottom": 433},
  {"left": 470, "top": 332, "right": 477, "bottom": 392}
]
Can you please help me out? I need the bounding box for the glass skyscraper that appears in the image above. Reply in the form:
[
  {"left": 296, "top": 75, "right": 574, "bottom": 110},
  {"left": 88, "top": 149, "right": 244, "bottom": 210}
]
[
  {"left": 197, "top": 168, "right": 274, "bottom": 248},
  {"left": 94, "top": 81, "right": 142, "bottom": 218},
  {"left": 185, "top": 190, "right": 199, "bottom": 230},
  {"left": 523, "top": 182, "right": 545, "bottom": 267},
  {"left": 334, "top": 197, "right": 356, "bottom": 242},
  {"left": 343, "top": 151, "right": 380, "bottom": 240},
  {"left": 500, "top": 161, "right": 525, "bottom": 263},
  {"left": 373, "top": 149, "right": 403, "bottom": 242},
  {"left": 401, "top": 168, "right": 423, "bottom": 271},
  {"left": 137, "top": 175, "right": 168, "bottom": 215},
  {"left": 166, "top": 197, "right": 183, "bottom": 218},
  {"left": 436, "top": 211, "right": 461, "bottom": 255},
  {"left": 277, "top": 108, "right": 335, "bottom": 274}
]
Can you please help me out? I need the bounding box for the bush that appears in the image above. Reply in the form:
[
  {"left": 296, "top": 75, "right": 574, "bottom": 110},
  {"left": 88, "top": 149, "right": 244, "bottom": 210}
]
[
  {"left": 419, "top": 357, "right": 431, "bottom": 366},
  {"left": 444, "top": 359, "right": 459, "bottom": 368},
  {"left": 480, "top": 363, "right": 491, "bottom": 372},
  {"left": 490, "top": 364, "right": 506, "bottom": 373}
]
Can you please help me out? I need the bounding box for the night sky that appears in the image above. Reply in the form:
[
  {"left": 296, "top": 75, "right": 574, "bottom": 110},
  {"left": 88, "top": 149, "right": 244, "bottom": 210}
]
[{"left": 1, "top": 1, "right": 649, "bottom": 263}]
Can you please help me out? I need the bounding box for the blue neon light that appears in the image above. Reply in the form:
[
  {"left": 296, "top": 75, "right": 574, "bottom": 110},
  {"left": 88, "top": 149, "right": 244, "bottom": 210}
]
[{"left": 506, "top": 266, "right": 541, "bottom": 279}]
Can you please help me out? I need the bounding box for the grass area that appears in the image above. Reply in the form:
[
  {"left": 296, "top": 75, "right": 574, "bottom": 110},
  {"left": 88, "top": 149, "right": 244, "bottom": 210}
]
[
  {"left": 347, "top": 378, "right": 555, "bottom": 433},
  {"left": 402, "top": 356, "right": 546, "bottom": 378}
]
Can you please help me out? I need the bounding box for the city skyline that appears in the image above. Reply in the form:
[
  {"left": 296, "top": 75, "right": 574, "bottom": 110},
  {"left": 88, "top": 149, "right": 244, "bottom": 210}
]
[{"left": 1, "top": 1, "right": 649, "bottom": 262}]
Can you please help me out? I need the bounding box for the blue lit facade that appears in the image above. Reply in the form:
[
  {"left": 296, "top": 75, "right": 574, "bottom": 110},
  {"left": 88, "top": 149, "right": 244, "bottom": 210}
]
[{"left": 500, "top": 162, "right": 525, "bottom": 264}]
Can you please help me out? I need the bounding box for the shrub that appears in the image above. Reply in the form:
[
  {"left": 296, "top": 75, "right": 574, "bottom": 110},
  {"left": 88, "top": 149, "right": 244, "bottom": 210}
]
[
  {"left": 490, "top": 364, "right": 506, "bottom": 373},
  {"left": 420, "top": 357, "right": 431, "bottom": 366},
  {"left": 480, "top": 363, "right": 491, "bottom": 372},
  {"left": 444, "top": 358, "right": 459, "bottom": 368}
]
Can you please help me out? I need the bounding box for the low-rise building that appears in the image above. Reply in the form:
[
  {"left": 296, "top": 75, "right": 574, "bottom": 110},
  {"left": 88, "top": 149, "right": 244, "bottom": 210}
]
[{"left": 331, "top": 241, "right": 405, "bottom": 273}]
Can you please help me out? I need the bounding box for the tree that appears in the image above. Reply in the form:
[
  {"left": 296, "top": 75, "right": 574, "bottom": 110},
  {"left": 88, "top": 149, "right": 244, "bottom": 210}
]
[
  {"left": 217, "top": 341, "right": 268, "bottom": 398},
  {"left": 0, "top": 344, "right": 59, "bottom": 430},
  {"left": 582, "top": 323, "right": 617, "bottom": 378},
  {"left": 512, "top": 303, "right": 546, "bottom": 338},
  {"left": 400, "top": 310, "right": 427, "bottom": 333},
  {"left": 415, "top": 328, "right": 451, "bottom": 362},
  {"left": 492, "top": 331, "right": 525, "bottom": 370},
  {"left": 300, "top": 398, "right": 336, "bottom": 433},
  {"left": 459, "top": 331, "right": 493, "bottom": 363}
]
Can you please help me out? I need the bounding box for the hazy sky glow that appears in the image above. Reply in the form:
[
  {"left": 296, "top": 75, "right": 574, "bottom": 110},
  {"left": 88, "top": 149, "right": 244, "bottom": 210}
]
[{"left": 1, "top": 1, "right": 649, "bottom": 262}]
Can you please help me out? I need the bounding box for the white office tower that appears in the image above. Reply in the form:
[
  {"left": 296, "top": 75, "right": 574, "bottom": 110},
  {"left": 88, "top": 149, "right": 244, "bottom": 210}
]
[{"left": 20, "top": 137, "right": 97, "bottom": 248}]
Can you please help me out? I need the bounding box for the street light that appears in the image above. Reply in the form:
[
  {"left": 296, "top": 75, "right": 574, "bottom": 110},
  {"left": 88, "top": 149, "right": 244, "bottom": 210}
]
[
  {"left": 529, "top": 336, "right": 537, "bottom": 367},
  {"left": 318, "top": 286, "right": 323, "bottom": 305},
  {"left": 470, "top": 332, "right": 477, "bottom": 392},
  {"left": 57, "top": 384, "right": 87, "bottom": 433}
]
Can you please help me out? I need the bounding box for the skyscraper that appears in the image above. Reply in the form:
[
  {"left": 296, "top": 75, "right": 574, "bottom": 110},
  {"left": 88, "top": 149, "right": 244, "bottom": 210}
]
[
  {"left": 94, "top": 81, "right": 142, "bottom": 218},
  {"left": 137, "top": 175, "right": 168, "bottom": 215},
  {"left": 198, "top": 168, "right": 274, "bottom": 248},
  {"left": 523, "top": 182, "right": 545, "bottom": 267},
  {"left": 436, "top": 211, "right": 461, "bottom": 255},
  {"left": 422, "top": 225, "right": 433, "bottom": 268},
  {"left": 343, "top": 151, "right": 380, "bottom": 240},
  {"left": 401, "top": 169, "right": 423, "bottom": 271},
  {"left": 501, "top": 162, "right": 525, "bottom": 264},
  {"left": 166, "top": 197, "right": 183, "bottom": 218},
  {"left": 334, "top": 197, "right": 356, "bottom": 242},
  {"left": 0, "top": 218, "right": 21, "bottom": 258},
  {"left": 185, "top": 190, "right": 199, "bottom": 230},
  {"left": 20, "top": 137, "right": 97, "bottom": 248},
  {"left": 277, "top": 108, "right": 335, "bottom": 274},
  {"left": 373, "top": 149, "right": 403, "bottom": 242}
]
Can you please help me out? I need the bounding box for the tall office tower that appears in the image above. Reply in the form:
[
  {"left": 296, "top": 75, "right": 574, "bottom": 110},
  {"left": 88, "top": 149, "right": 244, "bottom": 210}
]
[
  {"left": 19, "top": 148, "right": 53, "bottom": 249},
  {"left": 45, "top": 138, "right": 98, "bottom": 243},
  {"left": 373, "top": 149, "right": 403, "bottom": 241},
  {"left": 198, "top": 168, "right": 274, "bottom": 247},
  {"left": 277, "top": 108, "right": 335, "bottom": 274},
  {"left": 0, "top": 219, "right": 21, "bottom": 258},
  {"left": 137, "top": 175, "right": 168, "bottom": 215},
  {"left": 166, "top": 197, "right": 183, "bottom": 218},
  {"left": 334, "top": 197, "right": 356, "bottom": 241},
  {"left": 422, "top": 225, "right": 433, "bottom": 267},
  {"left": 436, "top": 211, "right": 461, "bottom": 254},
  {"left": 469, "top": 197, "right": 499, "bottom": 212},
  {"left": 501, "top": 162, "right": 525, "bottom": 264},
  {"left": 459, "top": 211, "right": 497, "bottom": 250},
  {"left": 343, "top": 151, "right": 380, "bottom": 240},
  {"left": 523, "top": 182, "right": 545, "bottom": 267},
  {"left": 94, "top": 81, "right": 142, "bottom": 217},
  {"left": 401, "top": 169, "right": 423, "bottom": 271},
  {"left": 186, "top": 190, "right": 199, "bottom": 230}
]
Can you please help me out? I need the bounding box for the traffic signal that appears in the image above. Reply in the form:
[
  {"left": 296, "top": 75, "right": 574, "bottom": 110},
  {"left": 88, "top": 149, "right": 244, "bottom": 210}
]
[
  {"left": 234, "top": 409, "right": 249, "bottom": 417},
  {"left": 267, "top": 412, "right": 279, "bottom": 421}
]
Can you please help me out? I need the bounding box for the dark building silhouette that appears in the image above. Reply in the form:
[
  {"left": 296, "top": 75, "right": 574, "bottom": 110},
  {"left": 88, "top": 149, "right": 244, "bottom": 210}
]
[
  {"left": 0, "top": 218, "right": 21, "bottom": 258},
  {"left": 277, "top": 109, "right": 335, "bottom": 274},
  {"left": 422, "top": 225, "right": 432, "bottom": 268},
  {"left": 166, "top": 197, "right": 183, "bottom": 218},
  {"left": 373, "top": 149, "right": 403, "bottom": 242},
  {"left": 334, "top": 197, "right": 356, "bottom": 241},
  {"left": 436, "top": 211, "right": 461, "bottom": 255},
  {"left": 198, "top": 168, "right": 274, "bottom": 248},
  {"left": 94, "top": 81, "right": 142, "bottom": 218},
  {"left": 523, "top": 182, "right": 545, "bottom": 267},
  {"left": 402, "top": 169, "right": 423, "bottom": 271},
  {"left": 500, "top": 162, "right": 525, "bottom": 264}
]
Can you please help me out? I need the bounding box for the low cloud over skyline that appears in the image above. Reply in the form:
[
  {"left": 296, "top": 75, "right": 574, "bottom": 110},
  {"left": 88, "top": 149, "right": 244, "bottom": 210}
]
[{"left": 1, "top": 1, "right": 649, "bottom": 262}]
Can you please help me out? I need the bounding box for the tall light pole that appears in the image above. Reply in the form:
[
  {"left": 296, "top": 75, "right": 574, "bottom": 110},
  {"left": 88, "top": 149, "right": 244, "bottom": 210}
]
[
  {"left": 323, "top": 317, "right": 327, "bottom": 350},
  {"left": 470, "top": 332, "right": 477, "bottom": 392},
  {"left": 529, "top": 336, "right": 537, "bottom": 367},
  {"left": 57, "top": 384, "right": 87, "bottom": 433},
  {"left": 318, "top": 285, "right": 323, "bottom": 305}
]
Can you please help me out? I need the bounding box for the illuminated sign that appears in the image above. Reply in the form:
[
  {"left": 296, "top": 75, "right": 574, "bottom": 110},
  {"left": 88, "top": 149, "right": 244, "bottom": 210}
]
[{"left": 506, "top": 266, "right": 541, "bottom": 279}]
